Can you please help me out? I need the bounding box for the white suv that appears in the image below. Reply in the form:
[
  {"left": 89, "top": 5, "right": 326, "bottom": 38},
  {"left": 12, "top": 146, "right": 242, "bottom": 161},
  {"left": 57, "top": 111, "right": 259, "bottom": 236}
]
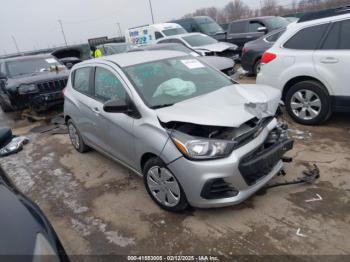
[{"left": 257, "top": 7, "right": 350, "bottom": 125}]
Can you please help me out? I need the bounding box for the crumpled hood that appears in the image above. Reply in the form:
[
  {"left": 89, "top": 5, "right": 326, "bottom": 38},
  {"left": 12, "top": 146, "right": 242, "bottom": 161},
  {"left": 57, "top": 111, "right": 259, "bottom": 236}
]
[
  {"left": 156, "top": 84, "right": 281, "bottom": 127},
  {"left": 195, "top": 42, "right": 236, "bottom": 53}
]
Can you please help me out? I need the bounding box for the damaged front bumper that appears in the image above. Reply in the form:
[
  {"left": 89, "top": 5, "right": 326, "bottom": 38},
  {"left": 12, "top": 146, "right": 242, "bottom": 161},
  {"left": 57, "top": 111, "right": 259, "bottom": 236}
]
[
  {"left": 13, "top": 91, "right": 64, "bottom": 112},
  {"left": 167, "top": 118, "right": 293, "bottom": 208}
]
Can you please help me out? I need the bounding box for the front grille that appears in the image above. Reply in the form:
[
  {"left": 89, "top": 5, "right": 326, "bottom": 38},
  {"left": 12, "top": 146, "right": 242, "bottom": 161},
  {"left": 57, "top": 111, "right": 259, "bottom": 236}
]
[
  {"left": 239, "top": 138, "right": 294, "bottom": 186},
  {"left": 201, "top": 178, "right": 239, "bottom": 199},
  {"left": 36, "top": 79, "right": 67, "bottom": 93}
]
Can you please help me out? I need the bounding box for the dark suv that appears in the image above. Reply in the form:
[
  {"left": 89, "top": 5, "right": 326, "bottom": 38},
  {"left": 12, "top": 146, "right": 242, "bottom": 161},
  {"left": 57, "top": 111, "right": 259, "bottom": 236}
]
[
  {"left": 0, "top": 54, "right": 69, "bottom": 112},
  {"left": 226, "top": 16, "right": 289, "bottom": 52},
  {"left": 171, "top": 16, "right": 227, "bottom": 41}
]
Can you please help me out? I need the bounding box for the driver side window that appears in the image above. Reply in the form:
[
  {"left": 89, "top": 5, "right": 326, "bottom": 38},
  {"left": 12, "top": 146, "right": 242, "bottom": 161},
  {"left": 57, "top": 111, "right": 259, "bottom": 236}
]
[{"left": 94, "top": 67, "right": 126, "bottom": 102}]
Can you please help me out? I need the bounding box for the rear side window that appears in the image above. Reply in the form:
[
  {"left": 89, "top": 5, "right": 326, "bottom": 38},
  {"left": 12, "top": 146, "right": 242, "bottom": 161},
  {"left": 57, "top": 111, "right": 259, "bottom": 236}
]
[
  {"left": 265, "top": 30, "right": 285, "bottom": 43},
  {"left": 229, "top": 21, "right": 247, "bottom": 34},
  {"left": 73, "top": 67, "right": 91, "bottom": 94},
  {"left": 322, "top": 19, "right": 350, "bottom": 50},
  {"left": 284, "top": 24, "right": 328, "bottom": 50}
]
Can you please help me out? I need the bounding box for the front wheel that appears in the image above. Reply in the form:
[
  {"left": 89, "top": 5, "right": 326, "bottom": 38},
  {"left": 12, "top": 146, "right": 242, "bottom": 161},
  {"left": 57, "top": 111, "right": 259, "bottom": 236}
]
[
  {"left": 285, "top": 80, "right": 332, "bottom": 125},
  {"left": 143, "top": 157, "right": 188, "bottom": 212}
]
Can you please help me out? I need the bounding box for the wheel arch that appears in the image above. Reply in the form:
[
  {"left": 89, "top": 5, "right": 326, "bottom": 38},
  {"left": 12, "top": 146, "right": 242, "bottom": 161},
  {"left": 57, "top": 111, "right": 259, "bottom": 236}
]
[
  {"left": 140, "top": 152, "right": 159, "bottom": 173},
  {"left": 282, "top": 76, "right": 330, "bottom": 102}
]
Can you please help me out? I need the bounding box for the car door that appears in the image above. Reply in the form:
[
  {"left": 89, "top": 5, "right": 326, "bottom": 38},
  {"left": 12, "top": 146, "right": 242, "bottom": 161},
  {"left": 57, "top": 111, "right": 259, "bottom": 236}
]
[
  {"left": 314, "top": 18, "right": 350, "bottom": 102},
  {"left": 227, "top": 21, "right": 248, "bottom": 48},
  {"left": 246, "top": 20, "right": 266, "bottom": 42},
  {"left": 70, "top": 66, "right": 103, "bottom": 148},
  {"left": 92, "top": 65, "right": 135, "bottom": 167}
]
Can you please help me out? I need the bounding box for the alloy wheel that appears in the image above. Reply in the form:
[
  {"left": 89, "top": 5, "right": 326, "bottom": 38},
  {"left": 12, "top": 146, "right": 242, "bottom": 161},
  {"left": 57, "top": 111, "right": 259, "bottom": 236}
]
[{"left": 290, "top": 89, "right": 322, "bottom": 121}]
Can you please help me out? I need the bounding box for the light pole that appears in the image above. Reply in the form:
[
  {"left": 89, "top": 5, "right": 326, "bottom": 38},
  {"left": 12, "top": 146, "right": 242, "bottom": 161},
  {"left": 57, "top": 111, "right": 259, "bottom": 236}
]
[
  {"left": 58, "top": 19, "right": 68, "bottom": 47},
  {"left": 117, "top": 22, "right": 122, "bottom": 37},
  {"left": 11, "top": 35, "right": 20, "bottom": 54},
  {"left": 148, "top": 0, "right": 155, "bottom": 24}
]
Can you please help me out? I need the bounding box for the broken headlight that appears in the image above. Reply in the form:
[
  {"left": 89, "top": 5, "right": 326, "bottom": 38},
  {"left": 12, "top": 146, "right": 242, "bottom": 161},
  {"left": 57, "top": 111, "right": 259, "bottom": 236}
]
[
  {"left": 18, "top": 84, "right": 38, "bottom": 94},
  {"left": 171, "top": 132, "right": 237, "bottom": 160}
]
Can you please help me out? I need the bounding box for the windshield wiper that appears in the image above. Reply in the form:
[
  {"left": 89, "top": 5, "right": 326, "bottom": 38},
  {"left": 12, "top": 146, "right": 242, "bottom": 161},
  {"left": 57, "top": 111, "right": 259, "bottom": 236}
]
[{"left": 150, "top": 103, "right": 174, "bottom": 109}]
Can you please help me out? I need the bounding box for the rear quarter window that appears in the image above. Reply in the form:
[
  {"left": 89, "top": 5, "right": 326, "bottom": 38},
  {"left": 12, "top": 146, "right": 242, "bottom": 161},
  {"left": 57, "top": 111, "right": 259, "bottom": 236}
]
[
  {"left": 72, "top": 67, "right": 91, "bottom": 94},
  {"left": 284, "top": 23, "right": 329, "bottom": 50}
]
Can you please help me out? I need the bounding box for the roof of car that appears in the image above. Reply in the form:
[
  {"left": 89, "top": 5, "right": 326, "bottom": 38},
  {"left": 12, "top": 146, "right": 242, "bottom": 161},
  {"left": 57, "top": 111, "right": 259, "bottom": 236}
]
[
  {"left": 160, "top": 32, "right": 204, "bottom": 39},
  {"left": 3, "top": 53, "right": 54, "bottom": 62},
  {"left": 82, "top": 50, "right": 188, "bottom": 67},
  {"left": 230, "top": 16, "right": 276, "bottom": 23}
]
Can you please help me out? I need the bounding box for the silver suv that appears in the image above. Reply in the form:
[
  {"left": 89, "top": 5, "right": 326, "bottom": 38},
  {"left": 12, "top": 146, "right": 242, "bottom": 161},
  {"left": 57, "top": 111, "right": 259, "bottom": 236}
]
[{"left": 64, "top": 51, "right": 293, "bottom": 211}]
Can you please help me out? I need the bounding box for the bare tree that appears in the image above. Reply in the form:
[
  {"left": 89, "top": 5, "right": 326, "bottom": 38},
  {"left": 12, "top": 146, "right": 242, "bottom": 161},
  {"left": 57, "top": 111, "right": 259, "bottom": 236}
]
[
  {"left": 223, "top": 0, "right": 253, "bottom": 22},
  {"left": 182, "top": 0, "right": 350, "bottom": 24}
]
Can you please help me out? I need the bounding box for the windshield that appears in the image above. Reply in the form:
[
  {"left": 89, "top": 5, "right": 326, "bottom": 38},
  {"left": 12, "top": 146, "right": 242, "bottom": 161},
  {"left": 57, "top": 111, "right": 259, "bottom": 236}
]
[
  {"left": 162, "top": 28, "right": 187, "bottom": 36},
  {"left": 182, "top": 34, "right": 218, "bottom": 47},
  {"left": 265, "top": 17, "right": 289, "bottom": 30},
  {"left": 124, "top": 56, "right": 232, "bottom": 108},
  {"left": 195, "top": 17, "right": 224, "bottom": 35},
  {"left": 6, "top": 57, "right": 61, "bottom": 77}
]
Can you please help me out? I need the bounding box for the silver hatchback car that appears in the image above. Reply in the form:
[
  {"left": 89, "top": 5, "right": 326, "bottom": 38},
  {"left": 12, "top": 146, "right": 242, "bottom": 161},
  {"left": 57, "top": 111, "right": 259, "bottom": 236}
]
[{"left": 64, "top": 51, "right": 293, "bottom": 211}]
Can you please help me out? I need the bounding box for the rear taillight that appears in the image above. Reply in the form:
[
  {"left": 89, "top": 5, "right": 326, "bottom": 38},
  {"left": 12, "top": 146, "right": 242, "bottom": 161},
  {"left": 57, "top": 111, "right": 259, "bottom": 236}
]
[{"left": 261, "top": 52, "right": 277, "bottom": 64}]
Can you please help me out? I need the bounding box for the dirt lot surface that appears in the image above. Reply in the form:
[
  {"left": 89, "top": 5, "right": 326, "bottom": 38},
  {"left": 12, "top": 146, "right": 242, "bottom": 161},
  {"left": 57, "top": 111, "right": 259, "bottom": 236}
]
[{"left": 0, "top": 75, "right": 349, "bottom": 260}]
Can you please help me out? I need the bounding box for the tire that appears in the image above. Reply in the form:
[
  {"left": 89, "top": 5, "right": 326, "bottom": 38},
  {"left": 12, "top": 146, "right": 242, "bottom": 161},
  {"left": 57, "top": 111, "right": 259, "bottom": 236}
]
[
  {"left": 285, "top": 80, "right": 332, "bottom": 125},
  {"left": 67, "top": 120, "right": 90, "bottom": 153},
  {"left": 253, "top": 59, "right": 261, "bottom": 76},
  {"left": 0, "top": 98, "right": 13, "bottom": 113},
  {"left": 143, "top": 157, "right": 188, "bottom": 212}
]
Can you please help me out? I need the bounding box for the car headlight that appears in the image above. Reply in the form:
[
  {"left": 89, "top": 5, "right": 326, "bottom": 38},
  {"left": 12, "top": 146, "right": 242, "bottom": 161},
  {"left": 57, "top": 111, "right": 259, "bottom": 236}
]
[
  {"left": 18, "top": 84, "right": 38, "bottom": 94},
  {"left": 171, "top": 132, "right": 237, "bottom": 160}
]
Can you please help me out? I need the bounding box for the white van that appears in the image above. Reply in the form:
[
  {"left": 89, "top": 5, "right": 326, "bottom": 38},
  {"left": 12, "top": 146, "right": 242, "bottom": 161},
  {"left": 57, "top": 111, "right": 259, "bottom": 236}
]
[{"left": 125, "top": 23, "right": 187, "bottom": 45}]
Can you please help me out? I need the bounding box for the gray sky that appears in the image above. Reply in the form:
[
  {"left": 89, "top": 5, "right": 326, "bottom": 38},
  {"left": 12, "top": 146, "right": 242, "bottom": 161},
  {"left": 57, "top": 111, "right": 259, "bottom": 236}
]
[{"left": 1, "top": 0, "right": 261, "bottom": 54}]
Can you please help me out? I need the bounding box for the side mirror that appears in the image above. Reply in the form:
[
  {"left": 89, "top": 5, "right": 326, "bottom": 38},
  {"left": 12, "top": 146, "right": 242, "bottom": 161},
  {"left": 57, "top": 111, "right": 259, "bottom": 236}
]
[
  {"left": 257, "top": 27, "right": 267, "bottom": 33},
  {"left": 103, "top": 99, "right": 129, "bottom": 113},
  {"left": 0, "top": 72, "right": 7, "bottom": 80}
]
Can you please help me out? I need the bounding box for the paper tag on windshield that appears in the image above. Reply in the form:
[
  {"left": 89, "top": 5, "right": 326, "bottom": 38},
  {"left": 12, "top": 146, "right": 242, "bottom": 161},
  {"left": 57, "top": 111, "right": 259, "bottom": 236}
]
[
  {"left": 46, "top": 58, "right": 57, "bottom": 64},
  {"left": 181, "top": 59, "right": 204, "bottom": 69}
]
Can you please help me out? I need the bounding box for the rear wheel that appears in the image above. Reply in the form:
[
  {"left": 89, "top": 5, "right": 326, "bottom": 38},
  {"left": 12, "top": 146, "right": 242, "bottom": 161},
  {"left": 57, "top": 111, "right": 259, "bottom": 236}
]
[
  {"left": 143, "top": 157, "right": 188, "bottom": 212},
  {"left": 253, "top": 59, "right": 262, "bottom": 76},
  {"left": 285, "top": 80, "right": 332, "bottom": 125},
  {"left": 67, "top": 120, "right": 90, "bottom": 153}
]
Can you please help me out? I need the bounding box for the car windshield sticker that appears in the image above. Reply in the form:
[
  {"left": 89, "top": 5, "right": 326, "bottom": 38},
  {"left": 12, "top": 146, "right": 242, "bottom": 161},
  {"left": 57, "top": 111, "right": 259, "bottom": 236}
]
[
  {"left": 46, "top": 58, "right": 57, "bottom": 64},
  {"left": 181, "top": 59, "right": 205, "bottom": 69}
]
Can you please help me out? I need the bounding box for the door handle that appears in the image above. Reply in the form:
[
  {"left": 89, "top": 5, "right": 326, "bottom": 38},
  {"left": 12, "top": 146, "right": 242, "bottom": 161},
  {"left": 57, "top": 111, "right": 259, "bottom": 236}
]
[
  {"left": 91, "top": 107, "right": 100, "bottom": 115},
  {"left": 321, "top": 57, "right": 339, "bottom": 64}
]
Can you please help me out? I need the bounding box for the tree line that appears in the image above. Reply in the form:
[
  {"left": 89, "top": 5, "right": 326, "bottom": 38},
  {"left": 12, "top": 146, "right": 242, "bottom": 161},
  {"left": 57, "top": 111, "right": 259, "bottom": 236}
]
[{"left": 183, "top": 0, "right": 350, "bottom": 24}]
